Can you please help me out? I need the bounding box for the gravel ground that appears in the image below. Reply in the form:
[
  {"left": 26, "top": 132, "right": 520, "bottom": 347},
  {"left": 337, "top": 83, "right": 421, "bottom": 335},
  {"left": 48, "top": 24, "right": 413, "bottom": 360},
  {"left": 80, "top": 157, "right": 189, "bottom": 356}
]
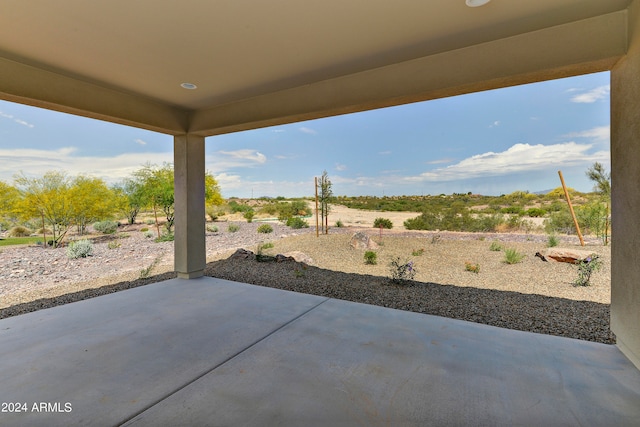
[{"left": 0, "top": 222, "right": 612, "bottom": 344}]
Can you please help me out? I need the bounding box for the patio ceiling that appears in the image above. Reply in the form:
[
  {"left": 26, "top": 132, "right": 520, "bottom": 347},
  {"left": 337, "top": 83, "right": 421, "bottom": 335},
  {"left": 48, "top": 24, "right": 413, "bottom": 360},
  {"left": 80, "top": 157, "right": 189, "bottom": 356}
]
[{"left": 0, "top": 0, "right": 632, "bottom": 136}]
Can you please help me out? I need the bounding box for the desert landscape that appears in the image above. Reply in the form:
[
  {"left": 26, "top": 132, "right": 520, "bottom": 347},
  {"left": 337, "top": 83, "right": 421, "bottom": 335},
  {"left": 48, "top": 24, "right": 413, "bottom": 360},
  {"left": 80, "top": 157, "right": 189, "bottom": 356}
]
[{"left": 0, "top": 206, "right": 611, "bottom": 343}]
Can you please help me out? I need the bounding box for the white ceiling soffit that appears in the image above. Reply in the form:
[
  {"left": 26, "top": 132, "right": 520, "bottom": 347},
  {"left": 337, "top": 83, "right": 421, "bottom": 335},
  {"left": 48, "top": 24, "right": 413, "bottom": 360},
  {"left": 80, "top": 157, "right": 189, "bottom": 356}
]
[{"left": 0, "top": 0, "right": 632, "bottom": 136}]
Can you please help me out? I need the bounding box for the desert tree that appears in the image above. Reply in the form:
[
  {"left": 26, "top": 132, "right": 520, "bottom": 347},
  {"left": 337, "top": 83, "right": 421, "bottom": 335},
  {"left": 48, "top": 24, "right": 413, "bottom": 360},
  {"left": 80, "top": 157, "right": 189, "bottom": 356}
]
[
  {"left": 0, "top": 180, "right": 21, "bottom": 231},
  {"left": 14, "top": 170, "right": 74, "bottom": 247},
  {"left": 69, "top": 175, "right": 115, "bottom": 234},
  {"left": 112, "top": 178, "right": 146, "bottom": 225},
  {"left": 585, "top": 162, "right": 611, "bottom": 245},
  {"left": 317, "top": 170, "right": 333, "bottom": 234}
]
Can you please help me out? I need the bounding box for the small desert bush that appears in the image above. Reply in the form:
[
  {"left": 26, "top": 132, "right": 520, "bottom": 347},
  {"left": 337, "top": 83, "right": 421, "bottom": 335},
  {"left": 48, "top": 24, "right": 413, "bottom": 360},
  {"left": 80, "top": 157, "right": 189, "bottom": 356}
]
[
  {"left": 66, "top": 239, "right": 94, "bottom": 259},
  {"left": 547, "top": 234, "right": 559, "bottom": 247},
  {"left": 257, "top": 223, "right": 273, "bottom": 234},
  {"left": 489, "top": 241, "right": 503, "bottom": 251},
  {"left": 93, "top": 220, "right": 118, "bottom": 234},
  {"left": 207, "top": 224, "right": 219, "bottom": 233},
  {"left": 335, "top": 220, "right": 344, "bottom": 228},
  {"left": 143, "top": 230, "right": 155, "bottom": 239},
  {"left": 574, "top": 255, "right": 602, "bottom": 286},
  {"left": 228, "top": 223, "right": 240, "bottom": 233},
  {"left": 503, "top": 248, "right": 526, "bottom": 264},
  {"left": 286, "top": 217, "right": 309, "bottom": 229},
  {"left": 107, "top": 241, "right": 121, "bottom": 249},
  {"left": 364, "top": 251, "right": 377, "bottom": 265},
  {"left": 258, "top": 242, "right": 274, "bottom": 251},
  {"left": 243, "top": 210, "right": 255, "bottom": 223},
  {"left": 465, "top": 262, "right": 480, "bottom": 274},
  {"left": 140, "top": 227, "right": 149, "bottom": 232},
  {"left": 412, "top": 248, "right": 425, "bottom": 256},
  {"left": 373, "top": 217, "right": 393, "bottom": 229},
  {"left": 155, "top": 232, "right": 174, "bottom": 242},
  {"left": 7, "top": 226, "right": 31, "bottom": 237}
]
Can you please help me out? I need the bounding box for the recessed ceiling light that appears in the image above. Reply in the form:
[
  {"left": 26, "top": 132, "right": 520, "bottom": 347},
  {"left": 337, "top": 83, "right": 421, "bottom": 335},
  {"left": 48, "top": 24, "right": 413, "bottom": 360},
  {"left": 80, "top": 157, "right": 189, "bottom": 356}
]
[
  {"left": 466, "top": 0, "right": 491, "bottom": 7},
  {"left": 180, "top": 83, "right": 197, "bottom": 90}
]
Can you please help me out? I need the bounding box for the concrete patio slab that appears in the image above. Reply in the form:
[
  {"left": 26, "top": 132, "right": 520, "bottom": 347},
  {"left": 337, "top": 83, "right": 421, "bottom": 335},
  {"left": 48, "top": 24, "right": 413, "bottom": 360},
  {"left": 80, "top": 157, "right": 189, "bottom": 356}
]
[{"left": 1, "top": 277, "right": 639, "bottom": 426}]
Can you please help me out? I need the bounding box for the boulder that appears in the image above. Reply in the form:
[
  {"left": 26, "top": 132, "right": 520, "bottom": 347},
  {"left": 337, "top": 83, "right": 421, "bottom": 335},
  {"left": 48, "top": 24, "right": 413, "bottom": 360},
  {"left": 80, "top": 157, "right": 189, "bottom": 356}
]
[
  {"left": 230, "top": 248, "right": 255, "bottom": 260},
  {"left": 535, "top": 248, "right": 596, "bottom": 263},
  {"left": 349, "top": 232, "right": 379, "bottom": 250},
  {"left": 281, "top": 251, "right": 314, "bottom": 265}
]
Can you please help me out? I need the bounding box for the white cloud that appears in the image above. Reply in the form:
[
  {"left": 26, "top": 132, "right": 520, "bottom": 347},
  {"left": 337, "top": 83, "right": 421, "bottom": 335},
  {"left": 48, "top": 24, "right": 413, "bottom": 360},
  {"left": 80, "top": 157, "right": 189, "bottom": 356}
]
[
  {"left": 378, "top": 150, "right": 392, "bottom": 155},
  {"left": 216, "top": 149, "right": 266, "bottom": 164},
  {"left": 335, "top": 163, "right": 347, "bottom": 171},
  {"left": 0, "top": 111, "right": 35, "bottom": 128},
  {"left": 299, "top": 126, "right": 317, "bottom": 135},
  {"left": 0, "top": 147, "right": 172, "bottom": 183},
  {"left": 570, "top": 85, "right": 610, "bottom": 103},
  {"left": 134, "top": 138, "right": 147, "bottom": 145},
  {"left": 563, "top": 125, "right": 609, "bottom": 143},
  {"left": 489, "top": 120, "right": 500, "bottom": 128},
  {"left": 408, "top": 142, "right": 608, "bottom": 183},
  {"left": 426, "top": 158, "right": 455, "bottom": 165}
]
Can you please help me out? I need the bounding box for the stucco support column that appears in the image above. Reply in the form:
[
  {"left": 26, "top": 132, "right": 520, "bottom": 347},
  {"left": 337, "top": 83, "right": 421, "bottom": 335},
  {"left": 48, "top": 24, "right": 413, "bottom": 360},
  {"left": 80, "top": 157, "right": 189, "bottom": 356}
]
[
  {"left": 174, "top": 134, "right": 206, "bottom": 279},
  {"left": 611, "top": 0, "right": 640, "bottom": 369}
]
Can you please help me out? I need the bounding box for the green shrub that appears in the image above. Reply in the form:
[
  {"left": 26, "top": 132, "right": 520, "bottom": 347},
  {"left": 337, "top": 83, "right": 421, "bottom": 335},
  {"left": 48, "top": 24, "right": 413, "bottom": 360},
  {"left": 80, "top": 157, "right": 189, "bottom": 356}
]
[
  {"left": 155, "top": 232, "right": 174, "bottom": 242},
  {"left": 257, "top": 223, "right": 273, "bottom": 233},
  {"left": 207, "top": 224, "right": 219, "bottom": 233},
  {"left": 66, "top": 239, "right": 94, "bottom": 259},
  {"left": 107, "top": 241, "right": 121, "bottom": 249},
  {"left": 489, "top": 241, "right": 503, "bottom": 251},
  {"left": 286, "top": 217, "right": 309, "bottom": 229},
  {"left": 373, "top": 217, "right": 393, "bottom": 229},
  {"left": 335, "top": 220, "right": 344, "bottom": 228},
  {"left": 465, "top": 262, "right": 480, "bottom": 274},
  {"left": 259, "top": 242, "right": 274, "bottom": 251},
  {"left": 140, "top": 227, "right": 149, "bottom": 232},
  {"left": 145, "top": 219, "right": 155, "bottom": 225},
  {"left": 503, "top": 248, "right": 526, "bottom": 264},
  {"left": 143, "top": 230, "right": 155, "bottom": 239},
  {"left": 93, "top": 221, "right": 118, "bottom": 234},
  {"left": 574, "top": 255, "right": 602, "bottom": 286},
  {"left": 206, "top": 206, "right": 219, "bottom": 221},
  {"left": 243, "top": 210, "right": 255, "bottom": 223},
  {"left": 547, "top": 234, "right": 559, "bottom": 247},
  {"left": 364, "top": 251, "right": 377, "bottom": 265},
  {"left": 228, "top": 223, "right": 240, "bottom": 233},
  {"left": 412, "top": 248, "right": 425, "bottom": 256},
  {"left": 525, "top": 208, "right": 546, "bottom": 217},
  {"left": 7, "top": 226, "right": 32, "bottom": 237}
]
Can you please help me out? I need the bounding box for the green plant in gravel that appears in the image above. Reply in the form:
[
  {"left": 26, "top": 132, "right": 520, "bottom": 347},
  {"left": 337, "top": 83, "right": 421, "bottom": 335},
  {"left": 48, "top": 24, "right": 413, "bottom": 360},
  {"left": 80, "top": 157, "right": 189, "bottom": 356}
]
[
  {"left": 388, "top": 257, "right": 416, "bottom": 284},
  {"left": 207, "top": 224, "right": 219, "bottom": 233},
  {"left": 547, "top": 233, "right": 559, "bottom": 247},
  {"left": 411, "top": 248, "right": 425, "bottom": 256},
  {"left": 574, "top": 254, "right": 602, "bottom": 286},
  {"left": 286, "top": 217, "right": 309, "bottom": 229},
  {"left": 364, "top": 251, "right": 377, "bottom": 265},
  {"left": 143, "top": 230, "right": 155, "bottom": 239},
  {"left": 257, "top": 223, "right": 273, "bottom": 233},
  {"left": 107, "top": 241, "right": 121, "bottom": 249},
  {"left": 93, "top": 220, "right": 118, "bottom": 234},
  {"left": 140, "top": 255, "right": 163, "bottom": 279},
  {"left": 465, "top": 262, "right": 480, "bottom": 274},
  {"left": 140, "top": 227, "right": 149, "bottom": 232},
  {"left": 259, "top": 242, "right": 274, "bottom": 250},
  {"left": 489, "top": 241, "right": 503, "bottom": 251},
  {"left": 503, "top": 248, "right": 526, "bottom": 264},
  {"left": 66, "top": 239, "right": 94, "bottom": 259},
  {"left": 243, "top": 210, "right": 255, "bottom": 223},
  {"left": 373, "top": 217, "right": 393, "bottom": 229},
  {"left": 155, "top": 232, "right": 174, "bottom": 242},
  {"left": 228, "top": 223, "right": 240, "bottom": 233},
  {"left": 335, "top": 220, "right": 344, "bottom": 228}
]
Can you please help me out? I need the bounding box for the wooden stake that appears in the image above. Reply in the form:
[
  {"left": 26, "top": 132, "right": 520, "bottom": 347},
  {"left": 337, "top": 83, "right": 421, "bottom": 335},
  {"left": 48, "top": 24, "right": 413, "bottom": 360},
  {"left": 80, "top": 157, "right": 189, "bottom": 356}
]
[
  {"left": 558, "top": 170, "right": 585, "bottom": 246},
  {"left": 314, "top": 177, "right": 319, "bottom": 237}
]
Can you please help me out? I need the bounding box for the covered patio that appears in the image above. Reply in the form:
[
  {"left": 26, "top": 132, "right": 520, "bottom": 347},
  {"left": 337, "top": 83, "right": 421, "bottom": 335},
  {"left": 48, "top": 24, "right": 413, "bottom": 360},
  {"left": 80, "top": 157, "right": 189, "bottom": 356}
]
[
  {"left": 2, "top": 277, "right": 640, "bottom": 426},
  {"left": 2, "top": 0, "right": 640, "bottom": 424}
]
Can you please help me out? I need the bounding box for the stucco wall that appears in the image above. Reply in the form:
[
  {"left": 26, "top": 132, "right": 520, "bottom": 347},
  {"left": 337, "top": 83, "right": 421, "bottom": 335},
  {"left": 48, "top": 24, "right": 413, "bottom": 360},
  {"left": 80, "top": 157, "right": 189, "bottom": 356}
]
[{"left": 611, "top": 0, "right": 640, "bottom": 369}]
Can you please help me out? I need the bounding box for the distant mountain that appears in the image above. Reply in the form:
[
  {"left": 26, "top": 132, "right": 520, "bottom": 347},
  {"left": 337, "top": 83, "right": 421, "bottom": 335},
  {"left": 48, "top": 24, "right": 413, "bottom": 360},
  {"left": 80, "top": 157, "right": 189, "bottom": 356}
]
[{"left": 533, "top": 189, "right": 554, "bottom": 195}]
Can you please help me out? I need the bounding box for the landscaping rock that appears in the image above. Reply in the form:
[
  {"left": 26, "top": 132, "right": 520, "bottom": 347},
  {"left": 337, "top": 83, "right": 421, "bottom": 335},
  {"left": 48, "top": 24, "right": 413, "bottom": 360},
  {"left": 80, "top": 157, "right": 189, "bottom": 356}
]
[
  {"left": 281, "top": 251, "right": 314, "bottom": 265},
  {"left": 535, "top": 248, "right": 596, "bottom": 263},
  {"left": 349, "top": 232, "right": 379, "bottom": 250}
]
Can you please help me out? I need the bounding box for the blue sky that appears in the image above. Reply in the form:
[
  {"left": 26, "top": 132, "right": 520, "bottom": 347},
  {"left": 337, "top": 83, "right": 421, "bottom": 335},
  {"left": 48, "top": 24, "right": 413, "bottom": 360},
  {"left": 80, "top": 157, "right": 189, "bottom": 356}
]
[{"left": 0, "top": 71, "right": 609, "bottom": 198}]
